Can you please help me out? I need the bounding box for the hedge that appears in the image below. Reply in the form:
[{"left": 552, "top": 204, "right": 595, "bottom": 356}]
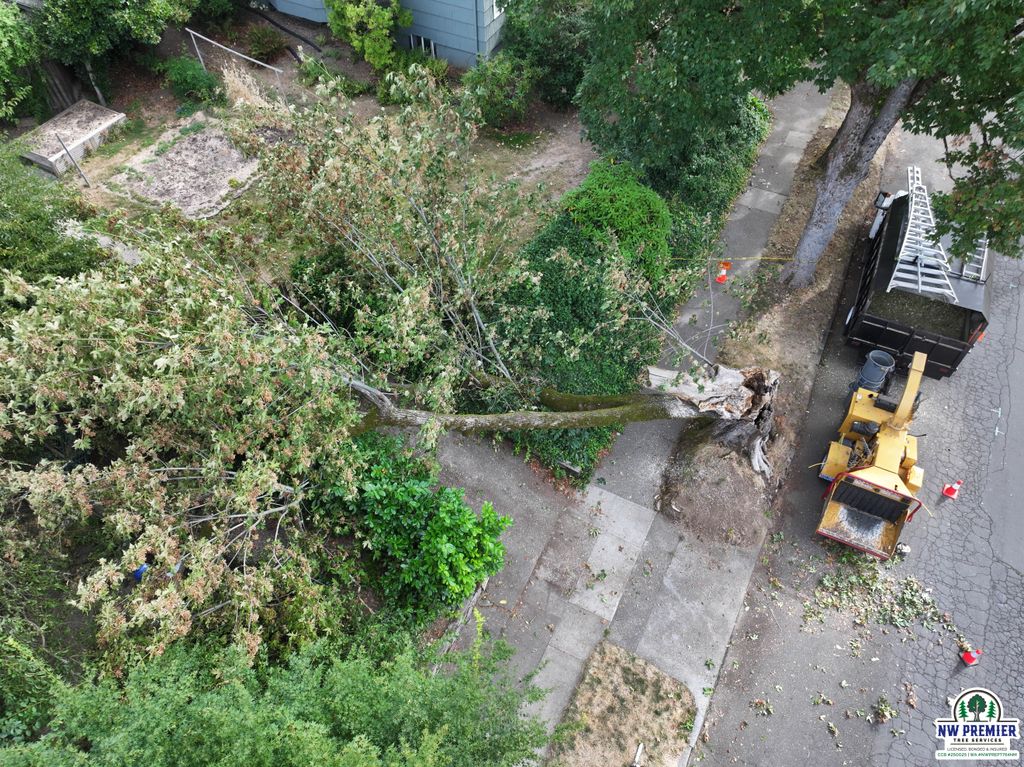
[{"left": 506, "top": 96, "right": 772, "bottom": 482}]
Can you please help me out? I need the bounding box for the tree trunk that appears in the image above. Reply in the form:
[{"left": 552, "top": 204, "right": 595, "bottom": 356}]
[
  {"left": 782, "top": 77, "right": 921, "bottom": 288},
  {"left": 366, "top": 364, "right": 781, "bottom": 475}
]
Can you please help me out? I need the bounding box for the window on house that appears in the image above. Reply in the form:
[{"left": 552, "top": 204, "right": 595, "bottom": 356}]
[{"left": 409, "top": 34, "right": 437, "bottom": 57}]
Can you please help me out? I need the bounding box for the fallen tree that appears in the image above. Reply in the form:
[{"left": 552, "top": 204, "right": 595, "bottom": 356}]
[
  {"left": 0, "top": 71, "right": 779, "bottom": 656},
  {"left": 0, "top": 247, "right": 777, "bottom": 655},
  {"left": 361, "top": 364, "right": 779, "bottom": 474}
]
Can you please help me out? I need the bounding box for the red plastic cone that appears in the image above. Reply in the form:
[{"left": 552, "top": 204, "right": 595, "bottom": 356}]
[
  {"left": 942, "top": 479, "right": 964, "bottom": 500},
  {"left": 715, "top": 261, "right": 732, "bottom": 284},
  {"left": 960, "top": 648, "right": 983, "bottom": 666}
]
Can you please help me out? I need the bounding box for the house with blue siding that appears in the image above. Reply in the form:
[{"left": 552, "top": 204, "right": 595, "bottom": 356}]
[{"left": 268, "top": 0, "right": 504, "bottom": 68}]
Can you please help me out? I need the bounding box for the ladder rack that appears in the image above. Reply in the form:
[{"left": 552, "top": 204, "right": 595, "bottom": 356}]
[{"left": 886, "top": 167, "right": 958, "bottom": 303}]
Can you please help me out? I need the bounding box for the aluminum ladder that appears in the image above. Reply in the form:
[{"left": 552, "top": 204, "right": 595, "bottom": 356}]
[
  {"left": 886, "top": 167, "right": 958, "bottom": 303},
  {"left": 959, "top": 235, "right": 989, "bottom": 282}
]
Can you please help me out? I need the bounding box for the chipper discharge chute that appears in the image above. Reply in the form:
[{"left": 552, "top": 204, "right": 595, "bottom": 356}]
[{"left": 816, "top": 351, "right": 928, "bottom": 559}]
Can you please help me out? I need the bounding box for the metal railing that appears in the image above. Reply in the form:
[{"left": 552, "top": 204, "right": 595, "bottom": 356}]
[{"left": 184, "top": 27, "right": 284, "bottom": 91}]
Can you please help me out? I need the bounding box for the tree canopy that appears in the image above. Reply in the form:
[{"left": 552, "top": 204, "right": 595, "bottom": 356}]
[
  {"left": 577, "top": 0, "right": 754, "bottom": 188},
  {"left": 0, "top": 72, "right": 776, "bottom": 661},
  {"left": 0, "top": 3, "right": 37, "bottom": 120},
  {"left": 0, "top": 638, "right": 545, "bottom": 767},
  {"left": 744, "top": 0, "right": 1024, "bottom": 283},
  {"left": 577, "top": 0, "right": 1024, "bottom": 283},
  {"left": 38, "top": 0, "right": 195, "bottom": 88}
]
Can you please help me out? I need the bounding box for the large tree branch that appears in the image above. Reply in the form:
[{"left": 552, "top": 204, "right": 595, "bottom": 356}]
[{"left": 356, "top": 364, "right": 781, "bottom": 474}]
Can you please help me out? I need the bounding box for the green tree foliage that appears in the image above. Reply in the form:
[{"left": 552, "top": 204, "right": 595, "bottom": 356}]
[
  {"left": 496, "top": 214, "right": 661, "bottom": 479},
  {"left": 0, "top": 4, "right": 38, "bottom": 120},
  {"left": 313, "top": 435, "right": 509, "bottom": 614},
  {"left": 0, "top": 143, "right": 105, "bottom": 281},
  {"left": 0, "top": 639, "right": 546, "bottom": 766},
  {"left": 0, "top": 637, "right": 64, "bottom": 743},
  {"left": 264, "top": 69, "right": 535, "bottom": 405},
  {"left": 0, "top": 72, "right": 773, "bottom": 663},
  {"left": 0, "top": 251, "right": 362, "bottom": 659},
  {"left": 576, "top": 0, "right": 753, "bottom": 188},
  {"left": 38, "top": 0, "right": 195, "bottom": 67},
  {"left": 577, "top": 1, "right": 1022, "bottom": 282},
  {"left": 495, "top": 101, "right": 768, "bottom": 480},
  {"left": 501, "top": 0, "right": 588, "bottom": 107},
  {"left": 562, "top": 159, "right": 672, "bottom": 283},
  {"left": 745, "top": 0, "right": 1024, "bottom": 283},
  {"left": 192, "top": 0, "right": 236, "bottom": 22},
  {"left": 461, "top": 53, "right": 537, "bottom": 129},
  {"left": 324, "top": 0, "right": 412, "bottom": 72}
]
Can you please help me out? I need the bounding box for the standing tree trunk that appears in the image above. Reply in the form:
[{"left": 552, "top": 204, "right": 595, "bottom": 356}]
[{"left": 782, "top": 77, "right": 921, "bottom": 288}]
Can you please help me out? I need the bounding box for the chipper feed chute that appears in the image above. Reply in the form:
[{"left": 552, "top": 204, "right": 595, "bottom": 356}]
[{"left": 817, "top": 474, "right": 921, "bottom": 559}]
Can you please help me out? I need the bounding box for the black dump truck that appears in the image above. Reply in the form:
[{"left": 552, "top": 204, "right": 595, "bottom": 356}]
[{"left": 843, "top": 168, "right": 991, "bottom": 379}]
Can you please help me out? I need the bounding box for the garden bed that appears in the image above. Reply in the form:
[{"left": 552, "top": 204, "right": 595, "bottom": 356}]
[
  {"left": 105, "top": 117, "right": 257, "bottom": 218},
  {"left": 21, "top": 100, "right": 126, "bottom": 176}
]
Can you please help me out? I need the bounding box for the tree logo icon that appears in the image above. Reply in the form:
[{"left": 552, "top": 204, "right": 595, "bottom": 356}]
[
  {"left": 936, "top": 687, "right": 1019, "bottom": 761},
  {"left": 958, "top": 691, "right": 999, "bottom": 722}
]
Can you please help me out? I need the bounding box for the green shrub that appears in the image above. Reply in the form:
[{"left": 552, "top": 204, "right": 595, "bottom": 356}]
[
  {"left": 312, "top": 434, "right": 510, "bottom": 617},
  {"left": 375, "top": 50, "right": 449, "bottom": 104},
  {"left": 461, "top": 52, "right": 536, "bottom": 128},
  {"left": 418, "top": 53, "right": 449, "bottom": 82},
  {"left": 192, "top": 0, "right": 237, "bottom": 22},
  {"left": 0, "top": 637, "right": 62, "bottom": 743},
  {"left": 0, "top": 3, "right": 39, "bottom": 121},
  {"left": 160, "top": 55, "right": 223, "bottom": 104},
  {"left": 325, "top": 0, "right": 412, "bottom": 72},
  {"left": 297, "top": 54, "right": 373, "bottom": 97},
  {"left": 490, "top": 96, "right": 768, "bottom": 481},
  {"left": 497, "top": 215, "right": 661, "bottom": 482},
  {"left": 562, "top": 159, "right": 673, "bottom": 283},
  {"left": 501, "top": 0, "right": 587, "bottom": 107},
  {"left": 670, "top": 94, "right": 772, "bottom": 213},
  {"left": 247, "top": 25, "right": 288, "bottom": 62},
  {"left": 0, "top": 640, "right": 546, "bottom": 766},
  {"left": 0, "top": 144, "right": 104, "bottom": 281}
]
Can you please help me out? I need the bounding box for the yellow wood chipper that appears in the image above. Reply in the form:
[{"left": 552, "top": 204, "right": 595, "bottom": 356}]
[{"left": 816, "top": 351, "right": 928, "bottom": 559}]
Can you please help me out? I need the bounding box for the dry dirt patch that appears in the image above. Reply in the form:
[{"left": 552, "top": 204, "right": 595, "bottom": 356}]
[
  {"left": 470, "top": 103, "right": 596, "bottom": 200},
  {"left": 660, "top": 431, "right": 770, "bottom": 546},
  {"left": 551, "top": 642, "right": 696, "bottom": 767},
  {"left": 106, "top": 118, "right": 257, "bottom": 218}
]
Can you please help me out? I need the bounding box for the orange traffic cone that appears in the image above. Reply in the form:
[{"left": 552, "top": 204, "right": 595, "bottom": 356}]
[
  {"left": 960, "top": 648, "right": 983, "bottom": 666},
  {"left": 942, "top": 479, "right": 963, "bottom": 500},
  {"left": 715, "top": 261, "right": 732, "bottom": 284}
]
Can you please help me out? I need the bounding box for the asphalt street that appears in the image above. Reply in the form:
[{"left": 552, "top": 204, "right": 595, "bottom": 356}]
[{"left": 695, "top": 131, "right": 1024, "bottom": 766}]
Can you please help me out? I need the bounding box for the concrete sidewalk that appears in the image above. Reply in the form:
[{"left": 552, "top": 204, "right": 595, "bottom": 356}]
[{"left": 439, "top": 82, "right": 832, "bottom": 765}]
